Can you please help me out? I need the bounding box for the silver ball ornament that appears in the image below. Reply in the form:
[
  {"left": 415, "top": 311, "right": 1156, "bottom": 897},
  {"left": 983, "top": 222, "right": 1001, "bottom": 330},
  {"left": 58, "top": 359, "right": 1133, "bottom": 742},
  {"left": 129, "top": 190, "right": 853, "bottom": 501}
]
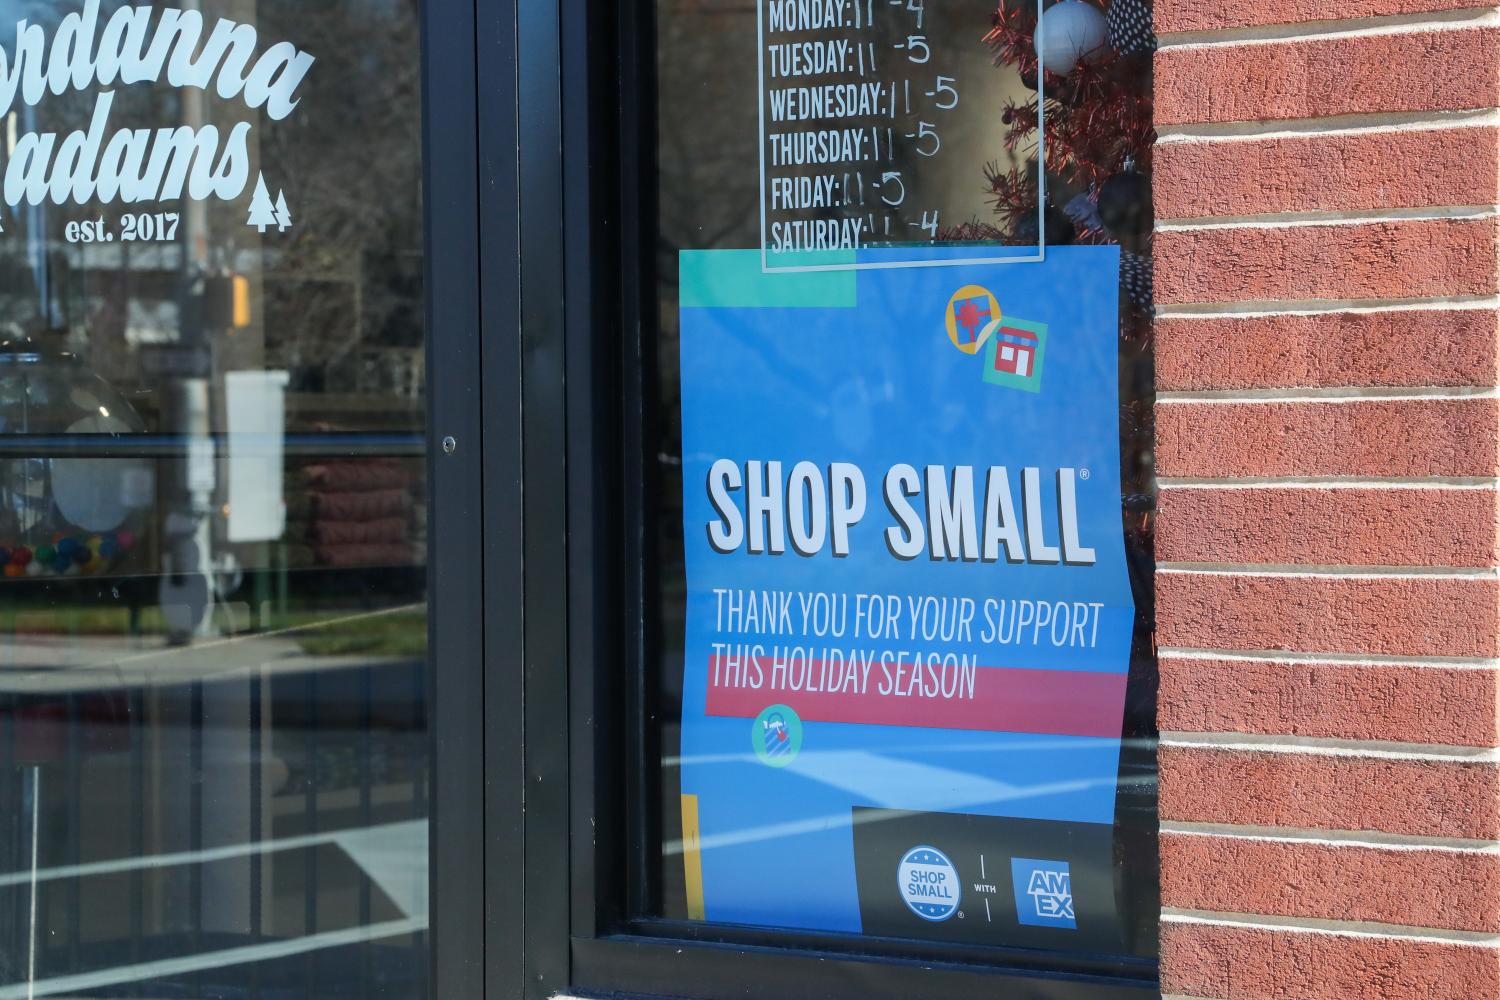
[{"left": 1035, "top": 0, "right": 1109, "bottom": 75}]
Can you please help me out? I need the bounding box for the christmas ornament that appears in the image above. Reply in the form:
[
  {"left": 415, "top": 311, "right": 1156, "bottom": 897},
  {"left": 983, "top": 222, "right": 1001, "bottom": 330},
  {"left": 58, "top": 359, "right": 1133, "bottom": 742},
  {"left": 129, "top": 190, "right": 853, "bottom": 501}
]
[
  {"left": 1014, "top": 204, "right": 1077, "bottom": 246},
  {"left": 1121, "top": 251, "right": 1153, "bottom": 313},
  {"left": 986, "top": 3, "right": 1155, "bottom": 233},
  {"left": 1098, "top": 166, "right": 1153, "bottom": 239},
  {"left": 1107, "top": 0, "right": 1157, "bottom": 57},
  {"left": 1034, "top": 0, "right": 1108, "bottom": 76},
  {"left": 1063, "top": 191, "right": 1104, "bottom": 233}
]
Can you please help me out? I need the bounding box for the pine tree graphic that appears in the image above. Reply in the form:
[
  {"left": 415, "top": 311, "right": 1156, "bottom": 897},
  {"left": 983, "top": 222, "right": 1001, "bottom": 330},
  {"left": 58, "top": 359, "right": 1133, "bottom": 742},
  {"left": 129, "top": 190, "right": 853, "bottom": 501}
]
[
  {"left": 274, "top": 189, "right": 293, "bottom": 232},
  {"left": 247, "top": 174, "right": 277, "bottom": 232}
]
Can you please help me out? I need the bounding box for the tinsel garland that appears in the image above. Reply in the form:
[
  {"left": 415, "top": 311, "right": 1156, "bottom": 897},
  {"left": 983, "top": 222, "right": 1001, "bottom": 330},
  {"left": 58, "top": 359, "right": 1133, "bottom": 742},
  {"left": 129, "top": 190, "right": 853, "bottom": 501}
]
[{"left": 982, "top": 0, "right": 1154, "bottom": 235}]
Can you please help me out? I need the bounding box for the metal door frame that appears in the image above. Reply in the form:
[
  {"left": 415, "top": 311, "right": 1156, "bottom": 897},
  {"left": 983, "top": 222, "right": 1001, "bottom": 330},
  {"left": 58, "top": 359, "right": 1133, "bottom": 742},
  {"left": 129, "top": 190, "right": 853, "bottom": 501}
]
[{"left": 423, "top": 0, "right": 523, "bottom": 997}]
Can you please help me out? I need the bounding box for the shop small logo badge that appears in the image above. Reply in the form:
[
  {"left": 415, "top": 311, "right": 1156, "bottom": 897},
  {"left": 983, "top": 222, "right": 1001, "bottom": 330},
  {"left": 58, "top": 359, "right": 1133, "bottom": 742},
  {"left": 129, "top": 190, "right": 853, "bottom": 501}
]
[
  {"left": 898, "top": 845, "right": 961, "bottom": 921},
  {"left": 942, "top": 285, "right": 1048, "bottom": 393},
  {"left": 1011, "top": 858, "right": 1076, "bottom": 928},
  {"left": 751, "top": 704, "right": 803, "bottom": 767}
]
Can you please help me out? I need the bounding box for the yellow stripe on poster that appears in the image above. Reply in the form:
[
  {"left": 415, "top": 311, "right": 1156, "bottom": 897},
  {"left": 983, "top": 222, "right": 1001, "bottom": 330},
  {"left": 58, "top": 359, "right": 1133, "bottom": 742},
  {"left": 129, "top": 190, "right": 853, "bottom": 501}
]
[{"left": 681, "top": 793, "right": 705, "bottom": 921}]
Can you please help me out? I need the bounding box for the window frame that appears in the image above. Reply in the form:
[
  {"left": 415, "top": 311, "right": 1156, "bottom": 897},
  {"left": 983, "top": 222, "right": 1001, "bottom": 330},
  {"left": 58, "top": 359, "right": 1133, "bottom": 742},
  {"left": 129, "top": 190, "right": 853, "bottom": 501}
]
[
  {"left": 423, "top": 0, "right": 513, "bottom": 996},
  {"left": 510, "top": 2, "right": 1163, "bottom": 998}
]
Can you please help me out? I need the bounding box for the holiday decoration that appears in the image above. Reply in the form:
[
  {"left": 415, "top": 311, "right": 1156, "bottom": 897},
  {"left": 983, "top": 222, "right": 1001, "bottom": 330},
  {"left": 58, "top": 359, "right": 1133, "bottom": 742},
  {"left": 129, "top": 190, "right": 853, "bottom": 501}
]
[
  {"left": 984, "top": 2, "right": 1154, "bottom": 231},
  {"left": 1063, "top": 190, "right": 1105, "bottom": 234},
  {"left": 1013, "top": 203, "right": 1078, "bottom": 246},
  {"left": 1098, "top": 166, "right": 1152, "bottom": 239},
  {"left": 1107, "top": 0, "right": 1157, "bottom": 57},
  {"left": 1120, "top": 250, "right": 1153, "bottom": 314},
  {"left": 1034, "top": 0, "right": 1109, "bottom": 75}
]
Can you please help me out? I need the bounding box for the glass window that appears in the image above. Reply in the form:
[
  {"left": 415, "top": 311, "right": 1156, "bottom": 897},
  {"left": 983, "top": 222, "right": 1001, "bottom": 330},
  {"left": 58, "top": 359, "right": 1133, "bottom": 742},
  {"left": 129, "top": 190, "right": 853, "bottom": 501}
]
[
  {"left": 645, "top": 0, "right": 1158, "bottom": 963},
  {"left": 0, "top": 1, "right": 430, "bottom": 996}
]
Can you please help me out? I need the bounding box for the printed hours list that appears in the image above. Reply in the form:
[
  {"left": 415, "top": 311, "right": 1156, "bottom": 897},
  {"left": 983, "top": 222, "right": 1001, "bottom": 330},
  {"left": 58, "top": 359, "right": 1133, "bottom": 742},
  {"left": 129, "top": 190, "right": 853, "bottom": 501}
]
[{"left": 761, "top": 0, "right": 965, "bottom": 261}]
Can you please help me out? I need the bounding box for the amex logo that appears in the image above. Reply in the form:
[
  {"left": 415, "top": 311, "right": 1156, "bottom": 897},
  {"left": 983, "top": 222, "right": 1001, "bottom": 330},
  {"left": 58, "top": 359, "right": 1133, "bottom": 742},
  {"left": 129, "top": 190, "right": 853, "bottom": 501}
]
[{"left": 1010, "top": 857, "right": 1076, "bottom": 929}]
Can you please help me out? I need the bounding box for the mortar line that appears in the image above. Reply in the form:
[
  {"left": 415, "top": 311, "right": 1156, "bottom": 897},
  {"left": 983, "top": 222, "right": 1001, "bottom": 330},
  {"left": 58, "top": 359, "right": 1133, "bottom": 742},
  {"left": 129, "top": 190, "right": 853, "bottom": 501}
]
[
  {"left": 1157, "top": 386, "right": 1497, "bottom": 402},
  {"left": 1156, "top": 294, "right": 1500, "bottom": 317},
  {"left": 1157, "top": 6, "right": 1499, "bottom": 48},
  {"left": 1162, "top": 908, "right": 1500, "bottom": 945},
  {"left": 1157, "top": 205, "right": 1497, "bottom": 230},
  {"left": 1161, "top": 820, "right": 1500, "bottom": 852},
  {"left": 1157, "top": 476, "right": 1499, "bottom": 489},
  {"left": 1156, "top": 564, "right": 1498, "bottom": 579},
  {"left": 1161, "top": 731, "right": 1500, "bottom": 762},
  {"left": 1158, "top": 646, "right": 1500, "bottom": 669},
  {"left": 1157, "top": 107, "right": 1499, "bottom": 142}
]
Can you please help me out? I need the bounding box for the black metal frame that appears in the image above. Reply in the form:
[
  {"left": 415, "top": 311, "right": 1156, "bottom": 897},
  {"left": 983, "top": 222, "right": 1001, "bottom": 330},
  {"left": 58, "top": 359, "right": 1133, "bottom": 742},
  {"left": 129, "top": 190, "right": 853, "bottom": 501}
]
[
  {"left": 470, "top": 1, "right": 1163, "bottom": 998},
  {"left": 422, "top": 0, "right": 512, "bottom": 995}
]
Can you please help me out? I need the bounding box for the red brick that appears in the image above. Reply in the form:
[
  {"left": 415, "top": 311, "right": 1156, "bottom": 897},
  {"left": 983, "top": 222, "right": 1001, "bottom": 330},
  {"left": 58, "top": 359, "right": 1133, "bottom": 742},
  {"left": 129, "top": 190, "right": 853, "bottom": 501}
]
[
  {"left": 1162, "top": 833, "right": 1500, "bottom": 932},
  {"left": 1160, "top": 745, "right": 1500, "bottom": 839},
  {"left": 1159, "top": 655, "right": 1500, "bottom": 746},
  {"left": 1156, "top": 398, "right": 1500, "bottom": 479},
  {"left": 1156, "top": 311, "right": 1500, "bottom": 391},
  {"left": 1156, "top": 28, "right": 1500, "bottom": 126},
  {"left": 1158, "top": 0, "right": 1495, "bottom": 33},
  {"left": 1154, "top": 217, "right": 1499, "bottom": 305},
  {"left": 1156, "top": 487, "right": 1500, "bottom": 567},
  {"left": 1161, "top": 920, "right": 1500, "bottom": 1000},
  {"left": 1154, "top": 127, "right": 1500, "bottom": 219},
  {"left": 1156, "top": 572, "right": 1500, "bottom": 658}
]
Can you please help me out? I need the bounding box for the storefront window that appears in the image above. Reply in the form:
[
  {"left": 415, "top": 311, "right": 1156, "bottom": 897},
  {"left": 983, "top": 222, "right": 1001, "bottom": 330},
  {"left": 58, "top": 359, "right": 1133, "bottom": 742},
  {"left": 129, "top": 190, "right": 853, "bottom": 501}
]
[
  {"left": 0, "top": 2, "right": 429, "bottom": 996},
  {"left": 647, "top": 0, "right": 1157, "bottom": 962}
]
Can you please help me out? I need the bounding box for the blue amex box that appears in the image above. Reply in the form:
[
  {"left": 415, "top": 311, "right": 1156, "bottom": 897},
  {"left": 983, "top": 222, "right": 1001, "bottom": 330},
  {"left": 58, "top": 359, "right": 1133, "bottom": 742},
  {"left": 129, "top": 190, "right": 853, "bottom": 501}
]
[{"left": 677, "top": 246, "right": 1134, "bottom": 952}]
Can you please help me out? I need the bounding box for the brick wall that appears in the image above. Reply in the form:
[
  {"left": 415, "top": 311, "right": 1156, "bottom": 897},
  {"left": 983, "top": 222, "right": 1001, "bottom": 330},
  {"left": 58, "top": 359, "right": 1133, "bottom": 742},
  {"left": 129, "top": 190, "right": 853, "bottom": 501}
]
[{"left": 1151, "top": 3, "right": 1500, "bottom": 999}]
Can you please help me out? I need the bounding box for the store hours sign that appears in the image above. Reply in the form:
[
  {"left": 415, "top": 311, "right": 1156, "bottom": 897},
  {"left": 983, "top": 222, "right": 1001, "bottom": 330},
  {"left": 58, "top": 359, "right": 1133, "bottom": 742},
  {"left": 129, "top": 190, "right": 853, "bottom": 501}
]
[
  {"left": 759, "top": 0, "right": 1046, "bottom": 270},
  {"left": 0, "top": 1, "right": 308, "bottom": 238}
]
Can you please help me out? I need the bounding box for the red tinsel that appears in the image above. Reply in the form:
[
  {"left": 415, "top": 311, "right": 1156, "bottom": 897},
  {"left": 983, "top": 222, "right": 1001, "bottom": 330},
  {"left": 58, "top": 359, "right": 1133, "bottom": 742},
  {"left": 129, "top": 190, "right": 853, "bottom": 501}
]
[{"left": 982, "top": 0, "right": 1154, "bottom": 233}]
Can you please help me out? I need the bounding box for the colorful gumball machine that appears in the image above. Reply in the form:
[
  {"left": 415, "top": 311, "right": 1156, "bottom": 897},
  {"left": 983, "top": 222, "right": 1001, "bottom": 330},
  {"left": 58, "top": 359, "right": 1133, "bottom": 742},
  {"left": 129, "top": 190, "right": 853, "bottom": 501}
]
[{"left": 0, "top": 336, "right": 152, "bottom": 579}]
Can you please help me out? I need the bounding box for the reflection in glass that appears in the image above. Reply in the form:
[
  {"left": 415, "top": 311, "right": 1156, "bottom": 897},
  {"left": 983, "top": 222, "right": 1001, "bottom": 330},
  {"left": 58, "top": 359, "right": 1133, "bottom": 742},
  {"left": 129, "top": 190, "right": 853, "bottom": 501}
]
[{"left": 0, "top": 1, "right": 429, "bottom": 996}]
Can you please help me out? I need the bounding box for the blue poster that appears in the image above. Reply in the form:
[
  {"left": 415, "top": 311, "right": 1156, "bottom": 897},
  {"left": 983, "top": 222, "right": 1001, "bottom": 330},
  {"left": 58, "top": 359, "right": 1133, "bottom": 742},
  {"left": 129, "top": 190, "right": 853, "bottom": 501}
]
[{"left": 677, "top": 246, "right": 1134, "bottom": 950}]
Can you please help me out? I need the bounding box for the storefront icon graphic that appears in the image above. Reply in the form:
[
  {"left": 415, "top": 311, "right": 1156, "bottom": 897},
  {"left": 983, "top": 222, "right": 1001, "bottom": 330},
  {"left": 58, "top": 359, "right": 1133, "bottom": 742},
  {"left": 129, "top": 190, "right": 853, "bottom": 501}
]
[
  {"left": 983, "top": 318, "right": 1048, "bottom": 393},
  {"left": 992, "top": 327, "right": 1039, "bottom": 378}
]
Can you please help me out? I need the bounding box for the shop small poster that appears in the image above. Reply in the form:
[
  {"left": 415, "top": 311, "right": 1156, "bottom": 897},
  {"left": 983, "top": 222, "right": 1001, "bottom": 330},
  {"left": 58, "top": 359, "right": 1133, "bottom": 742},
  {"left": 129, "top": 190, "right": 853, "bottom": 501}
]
[{"left": 677, "top": 246, "right": 1133, "bottom": 951}]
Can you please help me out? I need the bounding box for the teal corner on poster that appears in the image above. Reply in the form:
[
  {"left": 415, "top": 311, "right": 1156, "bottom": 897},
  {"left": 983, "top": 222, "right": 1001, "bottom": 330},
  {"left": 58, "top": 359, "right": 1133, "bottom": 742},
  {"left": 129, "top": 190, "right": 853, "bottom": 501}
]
[
  {"left": 680, "top": 249, "right": 858, "bottom": 308},
  {"left": 675, "top": 245, "right": 1134, "bottom": 949}
]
